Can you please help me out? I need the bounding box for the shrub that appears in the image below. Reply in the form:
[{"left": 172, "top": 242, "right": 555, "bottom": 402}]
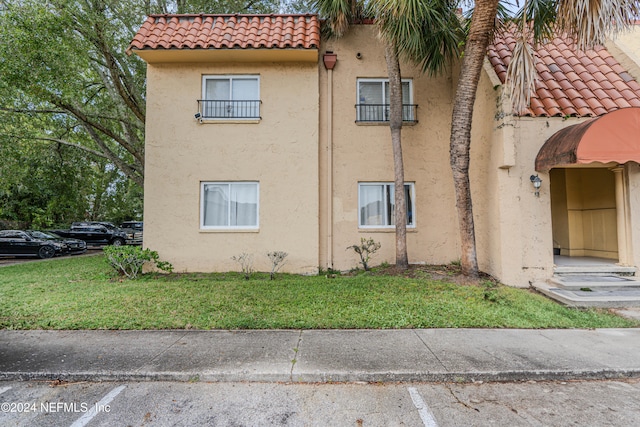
[
  {"left": 231, "top": 252, "right": 254, "bottom": 280},
  {"left": 104, "top": 245, "right": 173, "bottom": 279},
  {"left": 347, "top": 238, "right": 381, "bottom": 271},
  {"left": 267, "top": 251, "right": 288, "bottom": 280}
]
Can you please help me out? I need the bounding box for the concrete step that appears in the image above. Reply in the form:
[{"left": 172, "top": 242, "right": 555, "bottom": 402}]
[
  {"left": 533, "top": 280, "right": 640, "bottom": 308},
  {"left": 549, "top": 274, "right": 640, "bottom": 290},
  {"left": 554, "top": 265, "right": 637, "bottom": 276}
]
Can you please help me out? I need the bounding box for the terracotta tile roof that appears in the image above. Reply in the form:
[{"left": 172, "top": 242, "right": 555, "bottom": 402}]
[
  {"left": 488, "top": 31, "right": 640, "bottom": 117},
  {"left": 128, "top": 14, "right": 320, "bottom": 52}
]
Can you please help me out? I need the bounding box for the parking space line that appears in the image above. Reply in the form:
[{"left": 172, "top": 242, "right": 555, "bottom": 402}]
[
  {"left": 69, "top": 385, "right": 126, "bottom": 427},
  {"left": 408, "top": 387, "right": 439, "bottom": 427},
  {"left": 0, "top": 386, "right": 11, "bottom": 395}
]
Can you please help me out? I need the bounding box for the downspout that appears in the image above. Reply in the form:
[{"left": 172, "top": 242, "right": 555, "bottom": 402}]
[{"left": 323, "top": 52, "right": 337, "bottom": 270}]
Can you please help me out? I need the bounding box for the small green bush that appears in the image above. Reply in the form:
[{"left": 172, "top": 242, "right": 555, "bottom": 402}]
[
  {"left": 104, "top": 245, "right": 173, "bottom": 279},
  {"left": 347, "top": 238, "right": 381, "bottom": 271}
]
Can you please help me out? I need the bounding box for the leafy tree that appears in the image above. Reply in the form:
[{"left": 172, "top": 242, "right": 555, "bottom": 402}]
[
  {"left": 0, "top": 137, "right": 94, "bottom": 228},
  {"left": 0, "top": 0, "right": 280, "bottom": 227},
  {"left": 0, "top": 0, "right": 147, "bottom": 186},
  {"left": 160, "top": 0, "right": 281, "bottom": 13}
]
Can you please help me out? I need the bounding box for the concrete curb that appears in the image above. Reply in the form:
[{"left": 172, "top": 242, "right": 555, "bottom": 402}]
[{"left": 3, "top": 368, "right": 640, "bottom": 384}]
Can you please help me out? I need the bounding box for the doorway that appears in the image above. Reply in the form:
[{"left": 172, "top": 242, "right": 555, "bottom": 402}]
[{"left": 550, "top": 168, "right": 619, "bottom": 263}]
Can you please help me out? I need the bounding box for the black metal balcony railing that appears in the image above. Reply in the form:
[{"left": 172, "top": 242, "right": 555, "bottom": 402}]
[
  {"left": 355, "top": 104, "right": 418, "bottom": 123},
  {"left": 198, "top": 100, "right": 262, "bottom": 119}
]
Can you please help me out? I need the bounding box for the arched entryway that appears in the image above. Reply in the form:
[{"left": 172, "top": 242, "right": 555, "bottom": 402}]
[{"left": 537, "top": 107, "right": 640, "bottom": 266}]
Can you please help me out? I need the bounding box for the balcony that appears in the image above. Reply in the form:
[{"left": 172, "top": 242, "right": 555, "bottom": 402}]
[
  {"left": 355, "top": 104, "right": 418, "bottom": 123},
  {"left": 198, "top": 100, "right": 262, "bottom": 120}
]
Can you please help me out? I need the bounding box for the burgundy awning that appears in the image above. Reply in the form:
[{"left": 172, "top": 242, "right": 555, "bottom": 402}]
[{"left": 535, "top": 107, "right": 640, "bottom": 172}]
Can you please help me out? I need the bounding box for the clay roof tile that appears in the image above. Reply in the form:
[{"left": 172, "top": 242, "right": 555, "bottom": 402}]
[
  {"left": 599, "top": 97, "right": 618, "bottom": 110},
  {"left": 128, "top": 14, "right": 320, "bottom": 52},
  {"left": 571, "top": 97, "right": 590, "bottom": 109},
  {"left": 620, "top": 88, "right": 638, "bottom": 100},
  {"left": 537, "top": 87, "right": 553, "bottom": 99},
  {"left": 575, "top": 105, "right": 594, "bottom": 116},
  {"left": 572, "top": 80, "right": 588, "bottom": 91},
  {"left": 593, "top": 87, "right": 612, "bottom": 99},
  {"left": 487, "top": 27, "right": 640, "bottom": 117},
  {"left": 564, "top": 88, "right": 581, "bottom": 100},
  {"left": 612, "top": 78, "right": 631, "bottom": 92},
  {"left": 600, "top": 79, "right": 616, "bottom": 90},
  {"left": 620, "top": 72, "right": 635, "bottom": 83}
]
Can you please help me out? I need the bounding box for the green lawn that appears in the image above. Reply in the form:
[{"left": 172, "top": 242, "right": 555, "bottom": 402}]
[{"left": 0, "top": 255, "right": 636, "bottom": 330}]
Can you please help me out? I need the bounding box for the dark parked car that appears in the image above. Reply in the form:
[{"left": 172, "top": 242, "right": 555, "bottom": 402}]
[
  {"left": 120, "top": 221, "right": 143, "bottom": 231},
  {"left": 0, "top": 230, "right": 67, "bottom": 259},
  {"left": 26, "top": 230, "right": 87, "bottom": 255},
  {"left": 119, "top": 221, "right": 143, "bottom": 245},
  {"left": 54, "top": 222, "right": 128, "bottom": 246}
]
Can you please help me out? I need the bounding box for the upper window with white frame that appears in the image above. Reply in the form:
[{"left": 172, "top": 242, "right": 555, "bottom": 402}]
[
  {"left": 199, "top": 75, "right": 261, "bottom": 120},
  {"left": 358, "top": 182, "right": 415, "bottom": 228},
  {"left": 201, "top": 182, "right": 259, "bottom": 229},
  {"left": 356, "top": 79, "right": 416, "bottom": 123}
]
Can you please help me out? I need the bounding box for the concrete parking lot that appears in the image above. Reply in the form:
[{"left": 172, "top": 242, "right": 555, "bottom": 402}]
[{"left": 1, "top": 379, "right": 639, "bottom": 426}]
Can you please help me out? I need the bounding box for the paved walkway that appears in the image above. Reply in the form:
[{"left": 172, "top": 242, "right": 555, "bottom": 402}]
[{"left": 1, "top": 329, "right": 639, "bottom": 383}]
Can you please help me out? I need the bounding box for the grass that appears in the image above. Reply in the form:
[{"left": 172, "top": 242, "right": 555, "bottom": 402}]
[{"left": 0, "top": 255, "right": 637, "bottom": 330}]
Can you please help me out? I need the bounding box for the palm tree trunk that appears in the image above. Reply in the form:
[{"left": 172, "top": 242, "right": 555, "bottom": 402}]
[
  {"left": 450, "top": 0, "right": 499, "bottom": 277},
  {"left": 385, "top": 43, "right": 409, "bottom": 270}
]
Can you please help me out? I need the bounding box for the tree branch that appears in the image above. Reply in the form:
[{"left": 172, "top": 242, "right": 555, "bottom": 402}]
[
  {"left": 0, "top": 107, "right": 66, "bottom": 114},
  {"left": 2, "top": 133, "right": 111, "bottom": 160},
  {"left": 0, "top": 106, "right": 144, "bottom": 130},
  {"left": 82, "top": 123, "right": 144, "bottom": 187},
  {"left": 53, "top": 97, "right": 145, "bottom": 168}
]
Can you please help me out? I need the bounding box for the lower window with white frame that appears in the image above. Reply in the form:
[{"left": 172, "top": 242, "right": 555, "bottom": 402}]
[
  {"left": 358, "top": 182, "right": 415, "bottom": 228},
  {"left": 201, "top": 182, "right": 259, "bottom": 229}
]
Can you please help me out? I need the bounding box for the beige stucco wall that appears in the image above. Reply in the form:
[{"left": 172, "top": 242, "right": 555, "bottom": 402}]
[
  {"left": 141, "top": 23, "right": 640, "bottom": 284},
  {"left": 472, "top": 74, "right": 599, "bottom": 287},
  {"left": 468, "top": 61, "right": 509, "bottom": 283},
  {"left": 143, "top": 59, "right": 320, "bottom": 273},
  {"left": 607, "top": 25, "right": 640, "bottom": 82},
  {"left": 564, "top": 168, "right": 618, "bottom": 258},
  {"left": 318, "top": 25, "right": 459, "bottom": 271}
]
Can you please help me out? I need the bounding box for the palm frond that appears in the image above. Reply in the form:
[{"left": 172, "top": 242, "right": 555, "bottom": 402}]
[
  {"left": 371, "top": 0, "right": 463, "bottom": 75},
  {"left": 513, "top": 0, "right": 556, "bottom": 43},
  {"left": 313, "top": 0, "right": 364, "bottom": 37},
  {"left": 506, "top": 33, "right": 537, "bottom": 115},
  {"left": 556, "top": 0, "right": 640, "bottom": 50}
]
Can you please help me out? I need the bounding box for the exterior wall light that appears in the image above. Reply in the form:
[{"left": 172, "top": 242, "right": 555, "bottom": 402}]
[{"left": 530, "top": 174, "right": 542, "bottom": 197}]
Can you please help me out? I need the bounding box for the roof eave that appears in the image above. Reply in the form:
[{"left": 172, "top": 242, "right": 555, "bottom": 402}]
[{"left": 131, "top": 47, "right": 319, "bottom": 64}]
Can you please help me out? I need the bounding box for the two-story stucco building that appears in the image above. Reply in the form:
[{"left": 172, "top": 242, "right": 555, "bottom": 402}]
[{"left": 128, "top": 14, "right": 640, "bottom": 293}]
